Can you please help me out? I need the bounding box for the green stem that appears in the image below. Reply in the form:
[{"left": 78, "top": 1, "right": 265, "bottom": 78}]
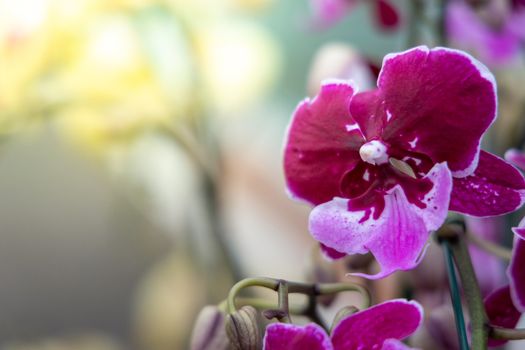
[
  {"left": 442, "top": 240, "right": 469, "bottom": 350},
  {"left": 278, "top": 281, "right": 291, "bottom": 323},
  {"left": 438, "top": 224, "right": 489, "bottom": 349},
  {"left": 317, "top": 283, "right": 371, "bottom": 309},
  {"left": 452, "top": 235, "right": 489, "bottom": 349},
  {"left": 489, "top": 326, "right": 525, "bottom": 340},
  {"left": 226, "top": 278, "right": 370, "bottom": 317},
  {"left": 227, "top": 278, "right": 279, "bottom": 314}
]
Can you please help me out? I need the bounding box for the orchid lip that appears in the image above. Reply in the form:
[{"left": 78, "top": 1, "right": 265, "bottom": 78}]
[{"left": 359, "top": 140, "right": 389, "bottom": 165}]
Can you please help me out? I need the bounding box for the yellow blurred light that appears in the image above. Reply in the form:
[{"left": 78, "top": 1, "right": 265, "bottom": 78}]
[{"left": 196, "top": 19, "right": 280, "bottom": 115}]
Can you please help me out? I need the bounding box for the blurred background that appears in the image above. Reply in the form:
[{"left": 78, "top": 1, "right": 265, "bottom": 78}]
[{"left": 1, "top": 0, "right": 525, "bottom": 349}]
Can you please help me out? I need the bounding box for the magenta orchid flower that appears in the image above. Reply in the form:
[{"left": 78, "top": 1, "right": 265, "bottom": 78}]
[
  {"left": 484, "top": 286, "right": 522, "bottom": 347},
  {"left": 284, "top": 46, "right": 525, "bottom": 279},
  {"left": 312, "top": 0, "right": 399, "bottom": 30},
  {"left": 446, "top": 0, "right": 525, "bottom": 66},
  {"left": 263, "top": 299, "right": 422, "bottom": 350}
]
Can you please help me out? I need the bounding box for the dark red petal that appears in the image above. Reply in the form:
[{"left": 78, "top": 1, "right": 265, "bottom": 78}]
[
  {"left": 379, "top": 46, "right": 497, "bottom": 177},
  {"left": 484, "top": 286, "right": 521, "bottom": 347},
  {"left": 349, "top": 90, "right": 386, "bottom": 140},
  {"left": 450, "top": 151, "right": 525, "bottom": 216},
  {"left": 375, "top": 0, "right": 400, "bottom": 30},
  {"left": 508, "top": 238, "right": 525, "bottom": 312},
  {"left": 331, "top": 299, "right": 423, "bottom": 350},
  {"left": 284, "top": 80, "right": 364, "bottom": 205}
]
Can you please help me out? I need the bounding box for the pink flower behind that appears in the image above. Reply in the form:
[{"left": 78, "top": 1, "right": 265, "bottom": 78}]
[
  {"left": 284, "top": 46, "right": 525, "bottom": 279},
  {"left": 446, "top": 1, "right": 525, "bottom": 66},
  {"left": 311, "top": 0, "right": 399, "bottom": 30},
  {"left": 263, "top": 299, "right": 422, "bottom": 350}
]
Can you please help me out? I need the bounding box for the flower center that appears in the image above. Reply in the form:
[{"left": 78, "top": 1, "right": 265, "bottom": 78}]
[{"left": 359, "top": 140, "right": 389, "bottom": 165}]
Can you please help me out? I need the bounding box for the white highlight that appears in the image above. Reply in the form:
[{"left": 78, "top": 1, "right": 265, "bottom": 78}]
[
  {"left": 386, "top": 110, "right": 393, "bottom": 122},
  {"left": 345, "top": 123, "right": 360, "bottom": 132},
  {"left": 363, "top": 169, "right": 370, "bottom": 181},
  {"left": 408, "top": 137, "right": 418, "bottom": 148},
  {"left": 359, "top": 140, "right": 389, "bottom": 165}
]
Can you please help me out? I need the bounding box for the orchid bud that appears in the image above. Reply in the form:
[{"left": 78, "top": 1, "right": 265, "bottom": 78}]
[
  {"left": 225, "top": 306, "right": 262, "bottom": 350},
  {"left": 307, "top": 43, "right": 375, "bottom": 96},
  {"left": 189, "top": 305, "right": 229, "bottom": 350}
]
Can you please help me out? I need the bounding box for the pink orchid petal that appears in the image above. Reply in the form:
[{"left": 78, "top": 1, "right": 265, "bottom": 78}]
[
  {"left": 378, "top": 46, "right": 496, "bottom": 177},
  {"left": 331, "top": 299, "right": 423, "bottom": 350},
  {"left": 263, "top": 323, "right": 333, "bottom": 350},
  {"left": 310, "top": 163, "right": 451, "bottom": 279},
  {"left": 484, "top": 285, "right": 521, "bottom": 347},
  {"left": 381, "top": 339, "right": 417, "bottom": 350},
  {"left": 508, "top": 238, "right": 525, "bottom": 312},
  {"left": 505, "top": 148, "right": 525, "bottom": 172},
  {"left": 450, "top": 151, "right": 525, "bottom": 216},
  {"left": 320, "top": 243, "right": 346, "bottom": 260},
  {"left": 375, "top": 0, "right": 400, "bottom": 29},
  {"left": 446, "top": 1, "right": 522, "bottom": 66},
  {"left": 284, "top": 80, "right": 364, "bottom": 206}
]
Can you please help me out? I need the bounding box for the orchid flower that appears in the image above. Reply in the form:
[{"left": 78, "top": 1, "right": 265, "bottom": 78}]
[
  {"left": 311, "top": 0, "right": 399, "bottom": 30},
  {"left": 263, "top": 299, "right": 422, "bottom": 350},
  {"left": 446, "top": 0, "right": 525, "bottom": 66},
  {"left": 284, "top": 46, "right": 525, "bottom": 279}
]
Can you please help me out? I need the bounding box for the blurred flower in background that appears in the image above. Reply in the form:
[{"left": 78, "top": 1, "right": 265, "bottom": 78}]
[
  {"left": 446, "top": 0, "right": 525, "bottom": 67},
  {"left": 1, "top": 0, "right": 280, "bottom": 153}
]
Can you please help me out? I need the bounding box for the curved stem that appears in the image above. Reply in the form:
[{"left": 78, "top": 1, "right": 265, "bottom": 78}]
[
  {"left": 489, "top": 326, "right": 525, "bottom": 340},
  {"left": 227, "top": 278, "right": 371, "bottom": 316},
  {"left": 227, "top": 278, "right": 280, "bottom": 314},
  {"left": 465, "top": 230, "right": 512, "bottom": 261}
]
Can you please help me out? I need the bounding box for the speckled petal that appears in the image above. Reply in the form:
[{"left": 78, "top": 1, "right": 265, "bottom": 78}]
[
  {"left": 450, "top": 151, "right": 525, "bottom": 216},
  {"left": 378, "top": 46, "right": 496, "bottom": 177},
  {"left": 263, "top": 323, "right": 333, "bottom": 350},
  {"left": 284, "top": 80, "right": 364, "bottom": 206},
  {"left": 310, "top": 163, "right": 451, "bottom": 279},
  {"left": 484, "top": 286, "right": 521, "bottom": 347},
  {"left": 331, "top": 299, "right": 423, "bottom": 350}
]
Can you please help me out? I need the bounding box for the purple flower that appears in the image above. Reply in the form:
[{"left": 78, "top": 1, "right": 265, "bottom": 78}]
[
  {"left": 311, "top": 0, "right": 399, "bottom": 30},
  {"left": 284, "top": 46, "right": 525, "bottom": 279},
  {"left": 263, "top": 299, "right": 422, "bottom": 350},
  {"left": 508, "top": 224, "right": 525, "bottom": 311},
  {"left": 484, "top": 286, "right": 522, "bottom": 347},
  {"left": 446, "top": 0, "right": 525, "bottom": 66}
]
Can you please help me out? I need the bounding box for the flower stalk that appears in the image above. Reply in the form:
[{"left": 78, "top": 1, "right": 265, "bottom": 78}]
[
  {"left": 438, "top": 223, "right": 489, "bottom": 349},
  {"left": 226, "top": 277, "right": 370, "bottom": 328}
]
